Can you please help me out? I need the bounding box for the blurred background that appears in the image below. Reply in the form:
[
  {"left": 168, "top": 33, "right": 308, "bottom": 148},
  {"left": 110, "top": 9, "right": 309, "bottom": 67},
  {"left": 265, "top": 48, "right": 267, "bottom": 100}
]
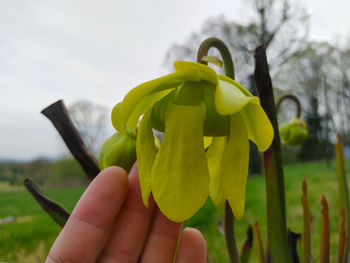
[{"left": 1, "top": 0, "right": 350, "bottom": 262}]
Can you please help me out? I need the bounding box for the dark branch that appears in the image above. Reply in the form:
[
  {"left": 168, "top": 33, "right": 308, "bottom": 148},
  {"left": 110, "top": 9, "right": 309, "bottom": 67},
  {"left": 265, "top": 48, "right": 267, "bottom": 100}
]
[
  {"left": 287, "top": 229, "right": 301, "bottom": 263},
  {"left": 24, "top": 178, "right": 70, "bottom": 227},
  {"left": 41, "top": 100, "right": 100, "bottom": 181}
]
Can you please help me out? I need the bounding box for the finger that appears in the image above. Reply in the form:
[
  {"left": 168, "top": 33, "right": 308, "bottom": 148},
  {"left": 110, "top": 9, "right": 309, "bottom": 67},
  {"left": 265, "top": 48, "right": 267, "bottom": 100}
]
[
  {"left": 46, "top": 166, "right": 128, "bottom": 263},
  {"left": 139, "top": 209, "right": 182, "bottom": 263},
  {"left": 98, "top": 163, "right": 156, "bottom": 263},
  {"left": 176, "top": 228, "right": 207, "bottom": 263}
]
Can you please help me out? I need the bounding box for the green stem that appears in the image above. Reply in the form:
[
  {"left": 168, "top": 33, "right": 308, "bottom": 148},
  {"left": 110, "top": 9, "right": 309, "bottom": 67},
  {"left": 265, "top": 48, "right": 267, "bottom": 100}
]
[
  {"left": 335, "top": 134, "right": 350, "bottom": 262},
  {"left": 275, "top": 94, "right": 301, "bottom": 118},
  {"left": 197, "top": 37, "right": 235, "bottom": 79},
  {"left": 254, "top": 45, "right": 292, "bottom": 263},
  {"left": 224, "top": 201, "right": 241, "bottom": 263},
  {"left": 197, "top": 37, "right": 240, "bottom": 263}
]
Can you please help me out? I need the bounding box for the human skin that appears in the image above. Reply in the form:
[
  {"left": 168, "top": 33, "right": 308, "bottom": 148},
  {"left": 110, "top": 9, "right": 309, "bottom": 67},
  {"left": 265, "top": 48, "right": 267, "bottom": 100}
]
[{"left": 46, "top": 164, "right": 207, "bottom": 263}]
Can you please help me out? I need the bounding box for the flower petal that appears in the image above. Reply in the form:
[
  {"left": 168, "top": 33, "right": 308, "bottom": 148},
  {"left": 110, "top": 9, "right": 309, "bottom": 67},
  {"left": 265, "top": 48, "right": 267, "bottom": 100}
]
[
  {"left": 151, "top": 103, "right": 209, "bottom": 222},
  {"left": 219, "top": 75, "right": 253, "bottom": 97},
  {"left": 137, "top": 108, "right": 157, "bottom": 207},
  {"left": 222, "top": 113, "right": 249, "bottom": 219},
  {"left": 239, "top": 103, "right": 274, "bottom": 152},
  {"left": 215, "top": 78, "right": 259, "bottom": 115},
  {"left": 206, "top": 136, "right": 227, "bottom": 206},
  {"left": 113, "top": 70, "right": 199, "bottom": 133},
  {"left": 174, "top": 61, "right": 217, "bottom": 84},
  {"left": 126, "top": 89, "right": 172, "bottom": 134}
]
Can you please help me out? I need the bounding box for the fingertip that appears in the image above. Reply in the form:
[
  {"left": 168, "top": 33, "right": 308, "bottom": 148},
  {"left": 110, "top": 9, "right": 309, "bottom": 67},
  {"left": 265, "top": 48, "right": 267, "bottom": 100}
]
[
  {"left": 47, "top": 166, "right": 130, "bottom": 263},
  {"left": 176, "top": 227, "right": 207, "bottom": 263},
  {"left": 101, "top": 166, "right": 129, "bottom": 187},
  {"left": 182, "top": 227, "right": 207, "bottom": 250}
]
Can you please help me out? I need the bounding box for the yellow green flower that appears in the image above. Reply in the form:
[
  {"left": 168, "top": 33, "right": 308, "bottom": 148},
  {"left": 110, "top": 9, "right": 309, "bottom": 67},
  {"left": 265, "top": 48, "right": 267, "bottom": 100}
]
[
  {"left": 279, "top": 118, "right": 308, "bottom": 146},
  {"left": 111, "top": 61, "right": 273, "bottom": 222},
  {"left": 99, "top": 130, "right": 137, "bottom": 173}
]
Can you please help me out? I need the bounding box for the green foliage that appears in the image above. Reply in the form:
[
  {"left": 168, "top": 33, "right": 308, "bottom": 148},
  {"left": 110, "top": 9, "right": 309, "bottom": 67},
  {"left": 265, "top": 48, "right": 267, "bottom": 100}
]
[
  {"left": 0, "top": 158, "right": 88, "bottom": 187},
  {"left": 1, "top": 160, "right": 349, "bottom": 262},
  {"left": 0, "top": 184, "right": 85, "bottom": 261}
]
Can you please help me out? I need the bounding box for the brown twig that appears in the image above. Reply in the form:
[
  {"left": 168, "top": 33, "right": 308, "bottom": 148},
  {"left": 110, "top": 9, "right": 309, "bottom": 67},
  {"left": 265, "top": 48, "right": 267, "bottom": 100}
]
[
  {"left": 24, "top": 178, "right": 70, "bottom": 227},
  {"left": 41, "top": 100, "right": 100, "bottom": 181}
]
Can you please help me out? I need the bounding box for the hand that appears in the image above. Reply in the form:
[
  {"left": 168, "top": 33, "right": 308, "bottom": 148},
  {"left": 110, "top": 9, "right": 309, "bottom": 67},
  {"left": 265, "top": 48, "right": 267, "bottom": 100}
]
[{"left": 46, "top": 164, "right": 207, "bottom": 263}]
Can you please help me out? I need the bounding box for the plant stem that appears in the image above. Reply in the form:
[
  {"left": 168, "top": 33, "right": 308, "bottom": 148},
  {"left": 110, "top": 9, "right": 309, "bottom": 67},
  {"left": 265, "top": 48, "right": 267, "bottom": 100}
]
[
  {"left": 240, "top": 225, "right": 253, "bottom": 263},
  {"left": 224, "top": 201, "right": 241, "bottom": 263},
  {"left": 197, "top": 37, "right": 240, "bottom": 263},
  {"left": 320, "top": 195, "right": 330, "bottom": 263},
  {"left": 24, "top": 178, "right": 70, "bottom": 227},
  {"left": 254, "top": 45, "right": 292, "bottom": 263},
  {"left": 42, "top": 100, "right": 100, "bottom": 181},
  {"left": 197, "top": 37, "right": 235, "bottom": 78},
  {"left": 253, "top": 221, "right": 265, "bottom": 263},
  {"left": 301, "top": 178, "right": 312, "bottom": 263},
  {"left": 335, "top": 134, "right": 350, "bottom": 262},
  {"left": 287, "top": 229, "right": 301, "bottom": 263},
  {"left": 275, "top": 94, "right": 301, "bottom": 118}
]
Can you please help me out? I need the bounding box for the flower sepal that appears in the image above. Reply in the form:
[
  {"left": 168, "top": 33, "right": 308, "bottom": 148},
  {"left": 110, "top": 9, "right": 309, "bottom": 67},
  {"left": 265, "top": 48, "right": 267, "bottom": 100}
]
[{"left": 99, "top": 130, "right": 137, "bottom": 172}]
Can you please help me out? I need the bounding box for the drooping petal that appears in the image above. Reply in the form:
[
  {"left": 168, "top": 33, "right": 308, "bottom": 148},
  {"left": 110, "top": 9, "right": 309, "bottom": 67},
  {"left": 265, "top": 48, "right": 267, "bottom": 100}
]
[
  {"left": 136, "top": 108, "right": 157, "bottom": 207},
  {"left": 174, "top": 61, "right": 217, "bottom": 85},
  {"left": 222, "top": 113, "right": 249, "bottom": 219},
  {"left": 219, "top": 75, "right": 253, "bottom": 97},
  {"left": 125, "top": 89, "right": 173, "bottom": 134},
  {"left": 206, "top": 136, "right": 227, "bottom": 206},
  {"left": 239, "top": 103, "right": 274, "bottom": 152},
  {"left": 215, "top": 78, "right": 259, "bottom": 115},
  {"left": 113, "top": 70, "right": 199, "bottom": 133},
  {"left": 151, "top": 103, "right": 209, "bottom": 222}
]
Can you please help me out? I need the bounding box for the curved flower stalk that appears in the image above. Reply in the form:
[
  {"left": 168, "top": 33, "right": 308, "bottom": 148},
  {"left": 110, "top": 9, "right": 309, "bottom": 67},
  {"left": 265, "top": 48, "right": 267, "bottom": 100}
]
[
  {"left": 276, "top": 94, "right": 308, "bottom": 146},
  {"left": 110, "top": 60, "right": 273, "bottom": 223}
]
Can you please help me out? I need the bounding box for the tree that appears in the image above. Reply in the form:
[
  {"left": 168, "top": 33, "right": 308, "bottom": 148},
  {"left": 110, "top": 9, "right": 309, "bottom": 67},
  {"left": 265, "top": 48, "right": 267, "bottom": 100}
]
[
  {"left": 164, "top": 0, "right": 308, "bottom": 86},
  {"left": 68, "top": 100, "right": 109, "bottom": 156},
  {"left": 275, "top": 42, "right": 338, "bottom": 161},
  {"left": 334, "top": 45, "right": 350, "bottom": 142}
]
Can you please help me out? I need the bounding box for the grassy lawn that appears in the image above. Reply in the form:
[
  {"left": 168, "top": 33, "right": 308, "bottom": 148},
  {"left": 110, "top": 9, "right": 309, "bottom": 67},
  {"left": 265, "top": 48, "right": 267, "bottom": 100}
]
[
  {"left": 0, "top": 160, "right": 349, "bottom": 262},
  {"left": 0, "top": 184, "right": 85, "bottom": 262}
]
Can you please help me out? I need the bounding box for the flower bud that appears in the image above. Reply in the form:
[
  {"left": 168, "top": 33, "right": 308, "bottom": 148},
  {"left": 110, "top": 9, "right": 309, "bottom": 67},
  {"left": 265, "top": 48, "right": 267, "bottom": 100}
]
[
  {"left": 279, "top": 118, "right": 308, "bottom": 146},
  {"left": 99, "top": 130, "right": 137, "bottom": 172}
]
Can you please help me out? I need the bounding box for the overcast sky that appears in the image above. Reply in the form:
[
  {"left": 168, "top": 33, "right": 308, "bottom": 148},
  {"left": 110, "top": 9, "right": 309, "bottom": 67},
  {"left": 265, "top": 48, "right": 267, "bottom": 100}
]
[{"left": 1, "top": 0, "right": 349, "bottom": 161}]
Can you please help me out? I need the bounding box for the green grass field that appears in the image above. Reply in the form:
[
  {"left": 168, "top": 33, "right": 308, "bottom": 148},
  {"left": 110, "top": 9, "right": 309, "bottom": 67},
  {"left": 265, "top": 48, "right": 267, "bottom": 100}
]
[{"left": 0, "top": 160, "right": 349, "bottom": 262}]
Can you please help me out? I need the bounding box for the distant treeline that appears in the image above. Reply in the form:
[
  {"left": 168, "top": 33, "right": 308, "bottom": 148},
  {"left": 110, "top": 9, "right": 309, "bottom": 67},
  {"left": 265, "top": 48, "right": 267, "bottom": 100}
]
[{"left": 0, "top": 158, "right": 88, "bottom": 187}]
